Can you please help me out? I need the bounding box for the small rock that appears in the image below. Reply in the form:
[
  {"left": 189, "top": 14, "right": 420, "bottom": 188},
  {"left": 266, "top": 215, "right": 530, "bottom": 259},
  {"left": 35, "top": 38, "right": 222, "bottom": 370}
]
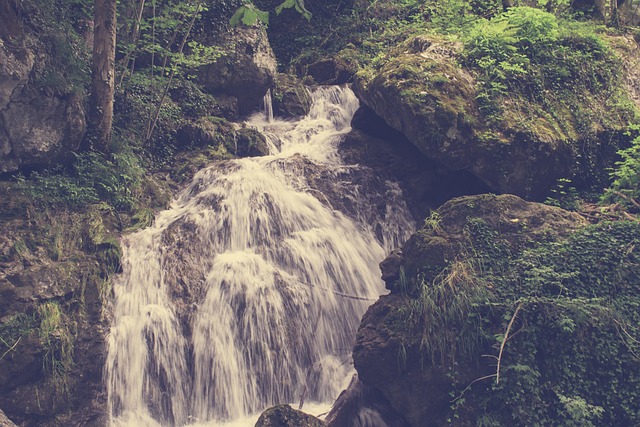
[{"left": 255, "top": 404, "right": 325, "bottom": 427}]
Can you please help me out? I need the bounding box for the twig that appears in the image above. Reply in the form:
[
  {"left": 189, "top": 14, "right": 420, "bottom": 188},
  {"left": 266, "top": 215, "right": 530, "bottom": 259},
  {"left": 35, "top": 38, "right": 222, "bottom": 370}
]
[
  {"left": 450, "top": 374, "right": 497, "bottom": 403},
  {"left": 0, "top": 336, "right": 21, "bottom": 361},
  {"left": 496, "top": 302, "right": 522, "bottom": 384}
]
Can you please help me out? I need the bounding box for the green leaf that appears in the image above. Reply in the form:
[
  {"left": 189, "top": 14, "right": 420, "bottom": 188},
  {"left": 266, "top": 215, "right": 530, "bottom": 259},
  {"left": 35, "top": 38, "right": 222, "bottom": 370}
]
[
  {"left": 242, "top": 8, "right": 258, "bottom": 26},
  {"left": 229, "top": 7, "right": 246, "bottom": 27},
  {"left": 256, "top": 9, "right": 269, "bottom": 25},
  {"left": 275, "top": 0, "right": 295, "bottom": 15}
]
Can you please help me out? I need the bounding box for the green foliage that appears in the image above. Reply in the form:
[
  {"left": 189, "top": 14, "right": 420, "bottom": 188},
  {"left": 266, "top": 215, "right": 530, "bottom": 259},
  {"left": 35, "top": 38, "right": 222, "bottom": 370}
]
[
  {"left": 230, "top": 0, "right": 311, "bottom": 28},
  {"left": 275, "top": 0, "right": 311, "bottom": 21},
  {"left": 409, "top": 258, "right": 492, "bottom": 366},
  {"left": 603, "top": 125, "right": 640, "bottom": 210},
  {"left": 230, "top": 3, "right": 270, "bottom": 26},
  {"left": 75, "top": 150, "right": 144, "bottom": 211},
  {"left": 443, "top": 220, "right": 640, "bottom": 425},
  {"left": 545, "top": 178, "right": 580, "bottom": 211},
  {"left": 15, "top": 147, "right": 144, "bottom": 213},
  {"left": 19, "top": 0, "right": 91, "bottom": 95},
  {"left": 15, "top": 171, "right": 99, "bottom": 209},
  {"left": 0, "top": 314, "right": 37, "bottom": 361},
  {"left": 37, "top": 302, "right": 75, "bottom": 397}
]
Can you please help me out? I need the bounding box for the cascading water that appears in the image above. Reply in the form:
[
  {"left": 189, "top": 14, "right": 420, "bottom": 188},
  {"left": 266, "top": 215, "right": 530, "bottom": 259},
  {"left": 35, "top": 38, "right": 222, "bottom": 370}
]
[{"left": 105, "top": 86, "right": 416, "bottom": 427}]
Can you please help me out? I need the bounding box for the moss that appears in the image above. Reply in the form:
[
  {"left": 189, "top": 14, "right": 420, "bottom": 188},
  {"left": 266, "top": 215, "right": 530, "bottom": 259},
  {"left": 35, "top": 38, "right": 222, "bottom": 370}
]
[
  {"left": 37, "top": 301, "right": 76, "bottom": 399},
  {"left": 394, "top": 196, "right": 640, "bottom": 426}
]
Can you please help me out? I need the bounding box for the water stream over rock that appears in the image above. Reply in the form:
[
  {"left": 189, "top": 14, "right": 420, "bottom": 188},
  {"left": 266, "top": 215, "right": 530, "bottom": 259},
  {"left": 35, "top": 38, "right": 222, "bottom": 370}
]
[{"left": 105, "top": 86, "right": 415, "bottom": 426}]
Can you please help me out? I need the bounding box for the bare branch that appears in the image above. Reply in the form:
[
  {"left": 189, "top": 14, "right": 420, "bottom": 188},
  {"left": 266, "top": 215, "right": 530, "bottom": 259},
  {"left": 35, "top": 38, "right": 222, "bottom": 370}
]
[{"left": 496, "top": 302, "right": 523, "bottom": 384}]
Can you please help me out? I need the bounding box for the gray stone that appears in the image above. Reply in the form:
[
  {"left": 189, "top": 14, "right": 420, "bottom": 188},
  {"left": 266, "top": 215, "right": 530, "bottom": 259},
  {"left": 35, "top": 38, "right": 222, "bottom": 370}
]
[
  {"left": 0, "top": 40, "right": 85, "bottom": 173},
  {"left": 196, "top": 27, "right": 276, "bottom": 116}
]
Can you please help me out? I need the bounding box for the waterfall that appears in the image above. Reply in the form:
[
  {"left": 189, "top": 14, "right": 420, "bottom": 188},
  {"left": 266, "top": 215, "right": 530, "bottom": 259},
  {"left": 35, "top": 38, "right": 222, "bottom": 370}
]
[
  {"left": 262, "top": 89, "right": 273, "bottom": 123},
  {"left": 105, "top": 86, "right": 416, "bottom": 427}
]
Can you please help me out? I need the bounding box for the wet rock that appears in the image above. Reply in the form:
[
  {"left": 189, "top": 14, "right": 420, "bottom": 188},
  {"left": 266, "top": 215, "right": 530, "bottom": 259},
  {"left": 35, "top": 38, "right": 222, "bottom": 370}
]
[
  {"left": 379, "top": 248, "right": 402, "bottom": 287},
  {"left": 272, "top": 73, "right": 311, "bottom": 119},
  {"left": 398, "top": 194, "right": 587, "bottom": 290},
  {"left": 339, "top": 125, "right": 492, "bottom": 219},
  {"left": 325, "top": 375, "right": 409, "bottom": 427},
  {"left": 354, "top": 293, "right": 457, "bottom": 427},
  {"left": 255, "top": 404, "right": 325, "bottom": 427},
  {"left": 0, "top": 232, "right": 107, "bottom": 425},
  {"left": 233, "top": 127, "right": 270, "bottom": 157},
  {"left": 210, "top": 94, "right": 240, "bottom": 120}
]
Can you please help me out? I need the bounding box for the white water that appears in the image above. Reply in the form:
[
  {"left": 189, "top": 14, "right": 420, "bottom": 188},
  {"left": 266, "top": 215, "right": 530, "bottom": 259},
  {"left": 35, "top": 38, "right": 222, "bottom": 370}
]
[{"left": 105, "top": 86, "right": 415, "bottom": 426}]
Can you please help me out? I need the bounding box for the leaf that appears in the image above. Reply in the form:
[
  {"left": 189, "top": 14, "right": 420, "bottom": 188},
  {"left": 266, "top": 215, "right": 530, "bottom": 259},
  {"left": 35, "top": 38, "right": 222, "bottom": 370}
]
[
  {"left": 229, "top": 6, "right": 246, "bottom": 27},
  {"left": 256, "top": 9, "right": 269, "bottom": 25},
  {"left": 242, "top": 8, "right": 258, "bottom": 26},
  {"left": 275, "top": 0, "right": 295, "bottom": 15}
]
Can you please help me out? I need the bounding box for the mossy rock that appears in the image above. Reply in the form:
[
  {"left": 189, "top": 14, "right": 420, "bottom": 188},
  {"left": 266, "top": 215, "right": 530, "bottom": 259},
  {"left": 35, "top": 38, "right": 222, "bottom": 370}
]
[
  {"left": 230, "top": 127, "right": 270, "bottom": 157},
  {"left": 354, "top": 33, "right": 638, "bottom": 199},
  {"left": 355, "top": 194, "right": 640, "bottom": 426}
]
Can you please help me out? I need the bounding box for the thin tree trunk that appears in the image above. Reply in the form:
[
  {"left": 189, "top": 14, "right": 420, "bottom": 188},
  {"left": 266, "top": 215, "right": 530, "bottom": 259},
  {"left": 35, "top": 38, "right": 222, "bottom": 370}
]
[
  {"left": 146, "top": 0, "right": 201, "bottom": 141},
  {"left": 610, "top": 0, "right": 620, "bottom": 27},
  {"left": 86, "top": 0, "right": 117, "bottom": 153}
]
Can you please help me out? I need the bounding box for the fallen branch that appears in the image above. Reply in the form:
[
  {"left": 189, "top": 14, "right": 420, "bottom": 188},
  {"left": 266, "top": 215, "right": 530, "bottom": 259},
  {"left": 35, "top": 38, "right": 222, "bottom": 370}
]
[{"left": 613, "top": 190, "right": 640, "bottom": 209}]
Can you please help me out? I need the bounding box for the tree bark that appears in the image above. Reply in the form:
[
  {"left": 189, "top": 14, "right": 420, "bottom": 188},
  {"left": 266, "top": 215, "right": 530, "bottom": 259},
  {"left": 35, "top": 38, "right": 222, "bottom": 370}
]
[{"left": 86, "top": 0, "right": 117, "bottom": 153}]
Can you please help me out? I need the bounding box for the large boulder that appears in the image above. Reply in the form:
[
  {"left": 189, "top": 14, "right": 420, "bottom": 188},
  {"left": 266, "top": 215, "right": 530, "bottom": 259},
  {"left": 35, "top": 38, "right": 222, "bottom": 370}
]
[
  {"left": 353, "top": 34, "right": 636, "bottom": 199},
  {"left": 197, "top": 27, "right": 276, "bottom": 116},
  {"left": 0, "top": 39, "right": 85, "bottom": 174},
  {"left": 353, "top": 194, "right": 640, "bottom": 426}
]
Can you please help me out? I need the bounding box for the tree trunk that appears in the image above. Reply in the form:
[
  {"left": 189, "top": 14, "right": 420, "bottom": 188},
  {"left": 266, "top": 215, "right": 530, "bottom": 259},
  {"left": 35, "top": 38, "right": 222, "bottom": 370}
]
[
  {"left": 610, "top": 0, "right": 620, "bottom": 27},
  {"left": 86, "top": 0, "right": 117, "bottom": 153}
]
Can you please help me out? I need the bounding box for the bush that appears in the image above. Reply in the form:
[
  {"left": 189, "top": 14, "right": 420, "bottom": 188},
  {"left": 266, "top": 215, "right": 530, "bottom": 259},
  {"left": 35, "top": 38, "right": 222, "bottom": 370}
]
[{"left": 602, "top": 125, "right": 640, "bottom": 210}]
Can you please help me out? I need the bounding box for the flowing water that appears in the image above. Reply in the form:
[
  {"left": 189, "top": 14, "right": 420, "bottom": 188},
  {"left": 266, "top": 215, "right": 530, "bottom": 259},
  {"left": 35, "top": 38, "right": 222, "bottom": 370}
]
[{"left": 105, "top": 86, "right": 416, "bottom": 426}]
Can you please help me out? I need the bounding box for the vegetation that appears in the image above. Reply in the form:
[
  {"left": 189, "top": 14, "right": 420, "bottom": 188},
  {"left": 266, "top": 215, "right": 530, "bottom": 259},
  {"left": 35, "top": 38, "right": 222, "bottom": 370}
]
[
  {"left": 1, "top": 0, "right": 640, "bottom": 424},
  {"left": 401, "top": 215, "right": 640, "bottom": 426}
]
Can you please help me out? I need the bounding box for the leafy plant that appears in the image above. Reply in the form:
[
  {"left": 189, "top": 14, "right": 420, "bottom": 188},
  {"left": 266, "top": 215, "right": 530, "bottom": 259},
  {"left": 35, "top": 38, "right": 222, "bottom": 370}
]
[
  {"left": 230, "top": 2, "right": 270, "bottom": 26},
  {"left": 602, "top": 125, "right": 640, "bottom": 211},
  {"left": 230, "top": 0, "right": 311, "bottom": 27}
]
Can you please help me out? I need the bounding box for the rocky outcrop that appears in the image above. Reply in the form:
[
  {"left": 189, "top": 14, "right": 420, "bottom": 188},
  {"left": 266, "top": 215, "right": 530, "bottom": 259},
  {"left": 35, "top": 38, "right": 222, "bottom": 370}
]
[
  {"left": 197, "top": 27, "right": 277, "bottom": 116},
  {"left": 343, "top": 106, "right": 492, "bottom": 216},
  {"left": 0, "top": 39, "right": 85, "bottom": 174},
  {"left": 353, "top": 34, "right": 635, "bottom": 199},
  {"left": 352, "top": 194, "right": 640, "bottom": 426},
  {"left": 255, "top": 404, "right": 325, "bottom": 427},
  {"left": 0, "top": 187, "right": 109, "bottom": 425}
]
